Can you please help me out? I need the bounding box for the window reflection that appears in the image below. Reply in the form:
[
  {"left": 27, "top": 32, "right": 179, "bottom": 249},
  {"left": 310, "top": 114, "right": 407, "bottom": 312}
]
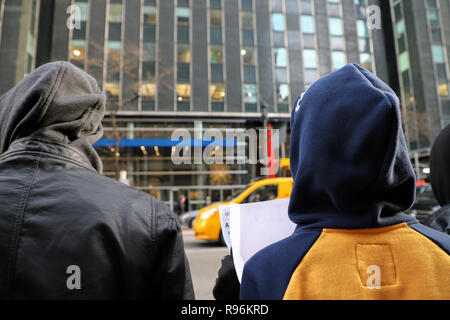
[
  {"left": 332, "top": 51, "right": 346, "bottom": 70},
  {"left": 177, "top": 8, "right": 190, "bottom": 25},
  {"left": 301, "top": 15, "right": 314, "bottom": 34},
  {"left": 303, "top": 49, "right": 317, "bottom": 69},
  {"left": 272, "top": 13, "right": 285, "bottom": 32},
  {"left": 177, "top": 44, "right": 191, "bottom": 63},
  {"left": 329, "top": 17, "right": 343, "bottom": 36}
]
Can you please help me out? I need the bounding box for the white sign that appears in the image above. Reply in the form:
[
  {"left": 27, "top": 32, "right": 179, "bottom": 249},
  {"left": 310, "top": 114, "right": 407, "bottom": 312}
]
[
  {"left": 219, "top": 205, "right": 232, "bottom": 251},
  {"left": 229, "top": 198, "right": 296, "bottom": 282}
]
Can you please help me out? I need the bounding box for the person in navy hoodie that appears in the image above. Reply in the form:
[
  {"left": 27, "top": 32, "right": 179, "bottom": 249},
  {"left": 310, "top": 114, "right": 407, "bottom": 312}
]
[{"left": 240, "top": 64, "right": 450, "bottom": 300}]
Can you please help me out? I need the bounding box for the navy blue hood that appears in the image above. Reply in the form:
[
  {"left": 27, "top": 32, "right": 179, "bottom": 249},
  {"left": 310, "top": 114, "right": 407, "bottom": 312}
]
[{"left": 288, "top": 64, "right": 416, "bottom": 229}]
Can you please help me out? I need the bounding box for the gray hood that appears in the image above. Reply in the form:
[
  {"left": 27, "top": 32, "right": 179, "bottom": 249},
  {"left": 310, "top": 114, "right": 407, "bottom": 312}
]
[{"left": 0, "top": 61, "right": 105, "bottom": 173}]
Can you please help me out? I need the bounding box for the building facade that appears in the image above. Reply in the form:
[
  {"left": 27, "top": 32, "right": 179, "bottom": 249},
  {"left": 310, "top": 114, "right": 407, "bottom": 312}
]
[
  {"left": 0, "top": 0, "right": 397, "bottom": 210},
  {"left": 0, "top": 0, "right": 40, "bottom": 94},
  {"left": 390, "top": 0, "right": 450, "bottom": 154}
]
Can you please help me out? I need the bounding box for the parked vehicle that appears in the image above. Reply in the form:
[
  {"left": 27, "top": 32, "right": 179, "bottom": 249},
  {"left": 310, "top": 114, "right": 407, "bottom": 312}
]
[
  {"left": 180, "top": 210, "right": 198, "bottom": 228},
  {"left": 410, "top": 183, "right": 440, "bottom": 224}
]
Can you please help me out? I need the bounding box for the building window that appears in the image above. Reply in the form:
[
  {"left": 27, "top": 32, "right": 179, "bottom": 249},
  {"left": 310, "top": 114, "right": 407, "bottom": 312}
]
[
  {"left": 300, "top": 15, "right": 314, "bottom": 34},
  {"left": 143, "top": 5, "right": 156, "bottom": 24},
  {"left": 176, "top": 84, "right": 191, "bottom": 111},
  {"left": 241, "top": 0, "right": 252, "bottom": 11},
  {"left": 243, "top": 84, "right": 257, "bottom": 112},
  {"left": 143, "top": 25, "right": 156, "bottom": 42},
  {"left": 140, "top": 83, "right": 156, "bottom": 111},
  {"left": 360, "top": 53, "right": 372, "bottom": 71},
  {"left": 178, "top": 25, "right": 189, "bottom": 43},
  {"left": 210, "top": 0, "right": 221, "bottom": 9},
  {"left": 329, "top": 17, "right": 343, "bottom": 36},
  {"left": 69, "top": 1, "right": 89, "bottom": 70},
  {"left": 303, "top": 49, "right": 317, "bottom": 69},
  {"left": 355, "top": 1, "right": 373, "bottom": 71},
  {"left": 438, "top": 82, "right": 449, "bottom": 97},
  {"left": 399, "top": 51, "right": 410, "bottom": 72},
  {"left": 442, "top": 100, "right": 450, "bottom": 115},
  {"left": 357, "top": 19, "right": 369, "bottom": 38},
  {"left": 425, "top": 0, "right": 450, "bottom": 116},
  {"left": 272, "top": 13, "right": 285, "bottom": 32},
  {"left": 210, "top": 28, "right": 222, "bottom": 44},
  {"left": 141, "top": 0, "right": 157, "bottom": 111},
  {"left": 143, "top": 43, "right": 156, "bottom": 62},
  {"left": 277, "top": 84, "right": 289, "bottom": 103},
  {"left": 109, "top": 3, "right": 122, "bottom": 23},
  {"left": 211, "top": 83, "right": 225, "bottom": 111},
  {"left": 105, "top": 82, "right": 120, "bottom": 102},
  {"left": 432, "top": 45, "right": 445, "bottom": 64},
  {"left": 211, "top": 64, "right": 223, "bottom": 81},
  {"left": 176, "top": 3, "right": 191, "bottom": 111},
  {"left": 177, "top": 44, "right": 191, "bottom": 63},
  {"left": 209, "top": 0, "right": 225, "bottom": 111},
  {"left": 107, "top": 41, "right": 121, "bottom": 80},
  {"left": 178, "top": 0, "right": 190, "bottom": 7},
  {"left": 242, "top": 30, "right": 254, "bottom": 46},
  {"left": 241, "top": 47, "right": 255, "bottom": 64},
  {"left": 177, "top": 63, "right": 190, "bottom": 81},
  {"left": 275, "top": 67, "right": 287, "bottom": 83},
  {"left": 240, "top": 12, "right": 253, "bottom": 29},
  {"left": 271, "top": 2, "right": 289, "bottom": 113},
  {"left": 210, "top": 9, "right": 222, "bottom": 27},
  {"left": 244, "top": 65, "right": 256, "bottom": 83},
  {"left": 274, "top": 48, "right": 287, "bottom": 67},
  {"left": 177, "top": 8, "right": 190, "bottom": 25},
  {"left": 436, "top": 63, "right": 447, "bottom": 80},
  {"left": 70, "top": 40, "right": 86, "bottom": 64},
  {"left": 210, "top": 45, "right": 223, "bottom": 63},
  {"left": 241, "top": 0, "right": 258, "bottom": 112},
  {"left": 272, "top": 31, "right": 285, "bottom": 48},
  {"left": 332, "top": 51, "right": 346, "bottom": 70},
  {"left": 428, "top": 9, "right": 442, "bottom": 43},
  {"left": 142, "top": 60, "right": 155, "bottom": 79},
  {"left": 105, "top": 1, "right": 123, "bottom": 110},
  {"left": 300, "top": 0, "right": 312, "bottom": 14}
]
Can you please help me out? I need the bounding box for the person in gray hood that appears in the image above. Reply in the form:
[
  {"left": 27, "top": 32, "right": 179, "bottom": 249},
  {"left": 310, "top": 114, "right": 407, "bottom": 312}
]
[{"left": 0, "top": 61, "right": 194, "bottom": 299}]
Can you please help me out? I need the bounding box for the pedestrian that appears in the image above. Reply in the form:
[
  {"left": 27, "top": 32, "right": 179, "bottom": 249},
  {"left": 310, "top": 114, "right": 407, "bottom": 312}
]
[
  {"left": 213, "top": 254, "right": 240, "bottom": 300},
  {"left": 426, "top": 124, "right": 450, "bottom": 235},
  {"left": 176, "top": 194, "right": 188, "bottom": 216},
  {"left": 0, "top": 61, "right": 194, "bottom": 299},
  {"left": 240, "top": 64, "right": 450, "bottom": 300}
]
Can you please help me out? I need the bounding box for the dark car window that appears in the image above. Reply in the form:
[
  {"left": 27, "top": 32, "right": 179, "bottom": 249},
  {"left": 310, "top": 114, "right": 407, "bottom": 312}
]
[
  {"left": 241, "top": 184, "right": 278, "bottom": 204},
  {"left": 227, "top": 187, "right": 247, "bottom": 201}
]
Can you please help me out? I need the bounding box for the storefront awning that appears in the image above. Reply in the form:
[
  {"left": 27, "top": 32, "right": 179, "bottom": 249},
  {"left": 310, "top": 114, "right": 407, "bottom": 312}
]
[{"left": 94, "top": 138, "right": 237, "bottom": 148}]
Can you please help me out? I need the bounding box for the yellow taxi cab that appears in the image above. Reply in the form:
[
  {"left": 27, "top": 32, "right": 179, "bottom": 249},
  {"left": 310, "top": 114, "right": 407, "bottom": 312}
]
[{"left": 193, "top": 177, "right": 293, "bottom": 242}]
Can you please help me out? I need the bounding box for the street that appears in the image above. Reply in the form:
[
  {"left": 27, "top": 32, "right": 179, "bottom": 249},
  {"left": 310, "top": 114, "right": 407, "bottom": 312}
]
[{"left": 182, "top": 229, "right": 229, "bottom": 300}]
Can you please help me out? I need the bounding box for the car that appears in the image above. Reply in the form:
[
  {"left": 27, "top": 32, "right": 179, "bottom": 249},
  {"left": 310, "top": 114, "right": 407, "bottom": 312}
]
[
  {"left": 180, "top": 210, "right": 198, "bottom": 228},
  {"left": 192, "top": 177, "right": 294, "bottom": 244},
  {"left": 409, "top": 183, "right": 440, "bottom": 224}
]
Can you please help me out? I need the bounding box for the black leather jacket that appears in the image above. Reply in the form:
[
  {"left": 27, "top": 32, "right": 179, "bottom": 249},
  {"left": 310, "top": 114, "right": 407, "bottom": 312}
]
[{"left": 0, "top": 137, "right": 194, "bottom": 299}]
